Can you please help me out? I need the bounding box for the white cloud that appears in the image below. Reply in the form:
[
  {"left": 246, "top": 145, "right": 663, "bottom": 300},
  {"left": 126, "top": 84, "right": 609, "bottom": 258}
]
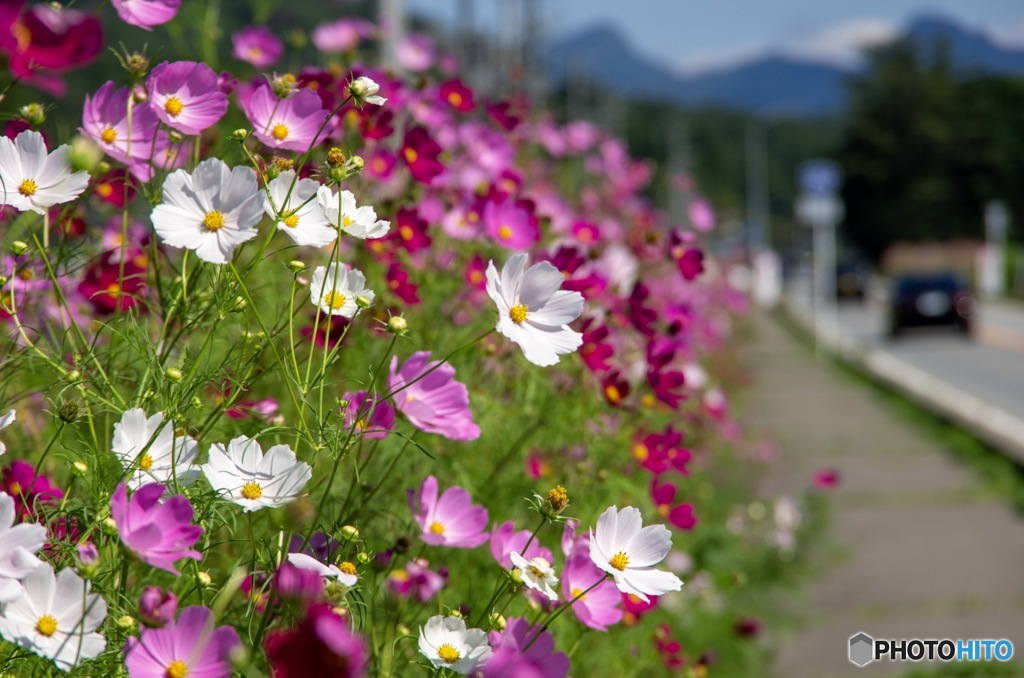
[{"left": 988, "top": 20, "right": 1024, "bottom": 50}]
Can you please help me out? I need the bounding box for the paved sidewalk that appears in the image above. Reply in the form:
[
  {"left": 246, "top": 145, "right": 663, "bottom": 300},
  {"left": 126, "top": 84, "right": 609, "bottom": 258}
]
[{"left": 744, "top": 312, "right": 1024, "bottom": 678}]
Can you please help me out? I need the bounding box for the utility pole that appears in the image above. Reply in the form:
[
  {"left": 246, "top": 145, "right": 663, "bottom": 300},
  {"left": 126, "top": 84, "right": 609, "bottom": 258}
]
[{"left": 378, "top": 0, "right": 406, "bottom": 73}]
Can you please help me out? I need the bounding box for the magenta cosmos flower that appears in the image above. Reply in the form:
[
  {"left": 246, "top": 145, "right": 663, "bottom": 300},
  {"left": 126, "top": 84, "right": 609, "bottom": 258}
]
[
  {"left": 112, "top": 0, "right": 181, "bottom": 30},
  {"left": 484, "top": 198, "right": 539, "bottom": 250},
  {"left": 125, "top": 606, "right": 240, "bottom": 678},
  {"left": 485, "top": 617, "right": 570, "bottom": 678},
  {"left": 0, "top": 3, "right": 102, "bottom": 95},
  {"left": 82, "top": 81, "right": 163, "bottom": 181},
  {"left": 264, "top": 603, "right": 368, "bottom": 678},
  {"left": 489, "top": 521, "right": 553, "bottom": 570},
  {"left": 341, "top": 390, "right": 395, "bottom": 440},
  {"left": 232, "top": 26, "right": 283, "bottom": 69},
  {"left": 388, "top": 352, "right": 480, "bottom": 441},
  {"left": 561, "top": 552, "right": 623, "bottom": 631},
  {"left": 408, "top": 476, "right": 488, "bottom": 548},
  {"left": 147, "top": 61, "right": 228, "bottom": 136},
  {"left": 240, "top": 83, "right": 329, "bottom": 153},
  {"left": 110, "top": 482, "right": 202, "bottom": 575}
]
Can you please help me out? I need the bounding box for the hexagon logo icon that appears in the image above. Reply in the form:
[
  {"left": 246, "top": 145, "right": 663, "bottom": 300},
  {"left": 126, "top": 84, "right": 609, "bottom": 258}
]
[{"left": 849, "top": 632, "right": 874, "bottom": 667}]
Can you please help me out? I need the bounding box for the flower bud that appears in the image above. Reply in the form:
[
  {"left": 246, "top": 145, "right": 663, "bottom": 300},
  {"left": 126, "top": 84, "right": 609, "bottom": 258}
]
[
  {"left": 231, "top": 296, "right": 247, "bottom": 312},
  {"left": 127, "top": 52, "right": 150, "bottom": 78},
  {"left": 77, "top": 542, "right": 99, "bottom": 565},
  {"left": 287, "top": 260, "right": 306, "bottom": 273},
  {"left": 272, "top": 73, "right": 297, "bottom": 98},
  {"left": 356, "top": 551, "right": 372, "bottom": 564},
  {"left": 100, "top": 517, "right": 118, "bottom": 536},
  {"left": 448, "top": 608, "right": 464, "bottom": 619},
  {"left": 326, "top": 147, "right": 346, "bottom": 167},
  {"left": 488, "top": 612, "right": 506, "bottom": 631},
  {"left": 66, "top": 370, "right": 81, "bottom": 382},
  {"left": 349, "top": 155, "right": 364, "bottom": 171},
  {"left": 168, "top": 130, "right": 184, "bottom": 144},
  {"left": 230, "top": 129, "right": 249, "bottom": 141},
  {"left": 10, "top": 241, "right": 28, "bottom": 256},
  {"left": 131, "top": 84, "right": 148, "bottom": 104},
  {"left": 58, "top": 399, "right": 81, "bottom": 423},
  {"left": 387, "top": 315, "right": 409, "bottom": 336},
  {"left": 328, "top": 166, "right": 349, "bottom": 183},
  {"left": 164, "top": 367, "right": 183, "bottom": 383},
  {"left": 18, "top": 103, "right": 46, "bottom": 127},
  {"left": 116, "top": 615, "right": 136, "bottom": 633},
  {"left": 355, "top": 295, "right": 372, "bottom": 310},
  {"left": 340, "top": 525, "right": 360, "bottom": 541},
  {"left": 272, "top": 156, "right": 294, "bottom": 172},
  {"left": 197, "top": 571, "right": 213, "bottom": 587},
  {"left": 69, "top": 135, "right": 104, "bottom": 173},
  {"left": 545, "top": 485, "right": 569, "bottom": 515},
  {"left": 0, "top": 275, "right": 7, "bottom": 287},
  {"left": 71, "top": 461, "right": 89, "bottom": 477},
  {"left": 139, "top": 588, "right": 180, "bottom": 628},
  {"left": 190, "top": 395, "right": 202, "bottom": 409},
  {"left": 510, "top": 568, "right": 524, "bottom": 586}
]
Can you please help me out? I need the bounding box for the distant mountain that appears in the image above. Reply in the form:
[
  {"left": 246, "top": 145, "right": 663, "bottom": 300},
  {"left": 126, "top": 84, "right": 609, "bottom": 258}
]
[{"left": 544, "top": 15, "right": 1024, "bottom": 116}]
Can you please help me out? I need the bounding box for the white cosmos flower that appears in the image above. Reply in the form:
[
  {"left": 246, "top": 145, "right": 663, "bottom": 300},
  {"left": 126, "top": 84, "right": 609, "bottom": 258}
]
[
  {"left": 202, "top": 435, "right": 311, "bottom": 512},
  {"left": 510, "top": 551, "right": 559, "bottom": 601},
  {"left": 151, "top": 158, "right": 264, "bottom": 264},
  {"left": 0, "top": 131, "right": 89, "bottom": 214},
  {"left": 111, "top": 408, "right": 200, "bottom": 489},
  {"left": 309, "top": 263, "right": 374, "bottom": 318},
  {"left": 0, "top": 491, "right": 46, "bottom": 603},
  {"left": 349, "top": 76, "right": 387, "bottom": 106},
  {"left": 263, "top": 171, "right": 336, "bottom": 247},
  {"left": 0, "top": 409, "right": 15, "bottom": 456},
  {"left": 0, "top": 563, "right": 107, "bottom": 672},
  {"left": 589, "top": 505, "right": 683, "bottom": 603},
  {"left": 485, "top": 253, "right": 585, "bottom": 367},
  {"left": 286, "top": 552, "right": 358, "bottom": 587},
  {"left": 417, "top": 615, "right": 492, "bottom": 675},
  {"left": 316, "top": 186, "right": 390, "bottom": 239}
]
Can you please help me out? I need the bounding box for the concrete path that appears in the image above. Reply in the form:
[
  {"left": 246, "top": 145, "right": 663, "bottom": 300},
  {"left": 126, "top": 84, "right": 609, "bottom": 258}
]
[{"left": 744, "top": 312, "right": 1024, "bottom": 678}]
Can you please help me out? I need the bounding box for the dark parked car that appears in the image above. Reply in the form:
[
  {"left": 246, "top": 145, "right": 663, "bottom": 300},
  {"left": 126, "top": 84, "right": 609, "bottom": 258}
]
[
  {"left": 889, "top": 273, "right": 974, "bottom": 337},
  {"left": 836, "top": 263, "right": 870, "bottom": 301}
]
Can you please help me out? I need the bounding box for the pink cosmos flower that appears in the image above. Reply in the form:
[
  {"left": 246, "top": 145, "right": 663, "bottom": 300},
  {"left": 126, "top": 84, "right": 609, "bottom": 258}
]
[
  {"left": 483, "top": 198, "right": 539, "bottom": 250},
  {"left": 124, "top": 606, "right": 240, "bottom": 678},
  {"left": 408, "top": 476, "right": 488, "bottom": 548},
  {"left": 240, "top": 83, "right": 329, "bottom": 153},
  {"left": 81, "top": 82, "right": 163, "bottom": 181},
  {"left": 112, "top": 0, "right": 181, "bottom": 30},
  {"left": 264, "top": 603, "right": 368, "bottom": 678},
  {"left": 396, "top": 34, "right": 435, "bottom": 71},
  {"left": 232, "top": 26, "right": 283, "bottom": 69},
  {"left": 561, "top": 553, "right": 623, "bottom": 631},
  {"left": 485, "top": 617, "right": 570, "bottom": 678},
  {"left": 688, "top": 197, "right": 716, "bottom": 232},
  {"left": 311, "top": 17, "right": 374, "bottom": 53},
  {"left": 342, "top": 391, "right": 395, "bottom": 440},
  {"left": 388, "top": 352, "right": 480, "bottom": 441},
  {"left": 489, "top": 521, "right": 553, "bottom": 570},
  {"left": 147, "top": 61, "right": 228, "bottom": 136},
  {"left": 386, "top": 558, "right": 448, "bottom": 602},
  {"left": 138, "top": 587, "right": 177, "bottom": 628},
  {"left": 110, "top": 482, "right": 202, "bottom": 575}
]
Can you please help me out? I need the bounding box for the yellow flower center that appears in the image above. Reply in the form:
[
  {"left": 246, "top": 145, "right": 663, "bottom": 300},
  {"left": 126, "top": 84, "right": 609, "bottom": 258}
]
[
  {"left": 164, "top": 96, "right": 184, "bottom": 117},
  {"left": 609, "top": 552, "right": 629, "bottom": 571},
  {"left": 399, "top": 225, "right": 414, "bottom": 241},
  {"left": 240, "top": 481, "right": 263, "bottom": 500},
  {"left": 632, "top": 443, "right": 649, "bottom": 462},
  {"left": 437, "top": 644, "right": 460, "bottom": 664},
  {"left": 202, "top": 210, "right": 225, "bottom": 231},
  {"left": 342, "top": 215, "right": 355, "bottom": 227},
  {"left": 529, "top": 565, "right": 546, "bottom": 578},
  {"left": 97, "top": 183, "right": 114, "bottom": 198},
  {"left": 165, "top": 660, "right": 189, "bottom": 678},
  {"left": 429, "top": 521, "right": 445, "bottom": 535},
  {"left": 571, "top": 586, "right": 587, "bottom": 602},
  {"left": 605, "top": 384, "right": 622, "bottom": 404},
  {"left": 100, "top": 127, "right": 117, "bottom": 144},
  {"left": 403, "top": 147, "right": 418, "bottom": 164},
  {"left": 323, "top": 291, "right": 346, "bottom": 310},
  {"left": 448, "top": 91, "right": 464, "bottom": 108},
  {"left": 340, "top": 561, "right": 357, "bottom": 576},
  {"left": 248, "top": 46, "right": 262, "bottom": 58},
  {"left": 18, "top": 178, "right": 37, "bottom": 196},
  {"left": 8, "top": 481, "right": 21, "bottom": 495},
  {"left": 35, "top": 615, "right": 58, "bottom": 637},
  {"left": 282, "top": 212, "right": 299, "bottom": 228},
  {"left": 271, "top": 123, "right": 289, "bottom": 140},
  {"left": 139, "top": 454, "right": 154, "bottom": 471},
  {"left": 509, "top": 304, "right": 528, "bottom": 324},
  {"left": 498, "top": 225, "right": 513, "bottom": 241}
]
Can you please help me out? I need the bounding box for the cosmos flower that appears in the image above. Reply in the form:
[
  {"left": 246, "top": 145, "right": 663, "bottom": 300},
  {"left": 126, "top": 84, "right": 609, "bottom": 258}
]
[
  {"left": 111, "top": 408, "right": 200, "bottom": 489},
  {"left": 146, "top": 61, "right": 228, "bottom": 136},
  {"left": 418, "top": 615, "right": 492, "bottom": 675},
  {"left": 286, "top": 552, "right": 358, "bottom": 587},
  {"left": 316, "top": 187, "right": 390, "bottom": 240},
  {"left": 240, "top": 83, "right": 329, "bottom": 153},
  {"left": 489, "top": 521, "right": 553, "bottom": 570},
  {"left": 81, "top": 81, "right": 163, "bottom": 180},
  {"left": 138, "top": 587, "right": 178, "bottom": 628},
  {"left": 387, "top": 352, "right": 479, "bottom": 441},
  {"left": 510, "top": 552, "right": 559, "bottom": 601},
  {"left": 0, "top": 491, "right": 46, "bottom": 603},
  {"left": 124, "top": 605, "right": 240, "bottom": 678},
  {"left": 0, "top": 130, "right": 89, "bottom": 214},
  {"left": 265, "top": 603, "right": 368, "bottom": 678},
  {"left": 484, "top": 617, "right": 570, "bottom": 678},
  {"left": 588, "top": 506, "right": 683, "bottom": 603},
  {"left": 110, "top": 482, "right": 202, "bottom": 575},
  {"left": 408, "top": 475, "right": 488, "bottom": 549},
  {"left": 151, "top": 158, "right": 263, "bottom": 264},
  {"left": 349, "top": 76, "right": 386, "bottom": 106},
  {"left": 112, "top": 0, "right": 181, "bottom": 30},
  {"left": 263, "top": 171, "right": 336, "bottom": 247},
  {"left": 0, "top": 563, "right": 107, "bottom": 672},
  {"left": 560, "top": 552, "right": 623, "bottom": 631},
  {"left": 232, "top": 26, "right": 283, "bottom": 69},
  {"left": 485, "top": 253, "right": 584, "bottom": 367},
  {"left": 202, "top": 436, "right": 312, "bottom": 512},
  {"left": 309, "top": 263, "right": 373, "bottom": 318},
  {"left": 401, "top": 126, "right": 444, "bottom": 184},
  {"left": 311, "top": 17, "right": 374, "bottom": 53},
  {"left": 0, "top": 4, "right": 102, "bottom": 95},
  {"left": 341, "top": 390, "right": 395, "bottom": 440}
]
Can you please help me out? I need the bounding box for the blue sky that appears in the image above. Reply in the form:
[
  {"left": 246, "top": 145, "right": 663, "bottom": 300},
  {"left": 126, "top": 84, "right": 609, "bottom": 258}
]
[{"left": 405, "top": 0, "right": 1024, "bottom": 73}]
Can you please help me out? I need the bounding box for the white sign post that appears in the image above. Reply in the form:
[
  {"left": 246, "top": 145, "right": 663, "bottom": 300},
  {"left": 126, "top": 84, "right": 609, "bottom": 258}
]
[{"left": 796, "top": 160, "right": 844, "bottom": 355}]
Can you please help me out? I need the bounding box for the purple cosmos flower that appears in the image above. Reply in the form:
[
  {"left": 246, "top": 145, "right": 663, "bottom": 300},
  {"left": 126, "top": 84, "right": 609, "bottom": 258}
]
[
  {"left": 138, "top": 587, "right": 178, "bottom": 628},
  {"left": 561, "top": 553, "right": 623, "bottom": 631},
  {"left": 124, "top": 606, "right": 240, "bottom": 678},
  {"left": 112, "top": 0, "right": 181, "bottom": 30},
  {"left": 232, "top": 26, "right": 283, "bottom": 69},
  {"left": 485, "top": 617, "right": 570, "bottom": 678},
  {"left": 342, "top": 391, "right": 395, "bottom": 440},
  {"left": 387, "top": 558, "right": 448, "bottom": 602},
  {"left": 408, "top": 476, "right": 488, "bottom": 549},
  {"left": 483, "top": 198, "right": 540, "bottom": 250},
  {"left": 110, "top": 482, "right": 202, "bottom": 575},
  {"left": 81, "top": 81, "right": 163, "bottom": 181},
  {"left": 388, "top": 352, "right": 480, "bottom": 441},
  {"left": 311, "top": 18, "right": 374, "bottom": 53},
  {"left": 239, "top": 82, "right": 329, "bottom": 153},
  {"left": 264, "top": 603, "right": 368, "bottom": 678},
  {"left": 274, "top": 562, "right": 324, "bottom": 602},
  {"left": 489, "top": 521, "right": 553, "bottom": 570},
  {"left": 147, "top": 61, "right": 228, "bottom": 136}
]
